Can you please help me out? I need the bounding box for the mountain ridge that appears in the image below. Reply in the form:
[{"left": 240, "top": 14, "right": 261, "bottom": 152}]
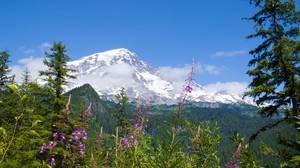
[{"left": 67, "top": 48, "right": 255, "bottom": 105}]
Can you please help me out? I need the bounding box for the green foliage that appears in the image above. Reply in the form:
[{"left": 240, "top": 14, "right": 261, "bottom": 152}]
[
  {"left": 245, "top": 0, "right": 300, "bottom": 166},
  {"left": 189, "top": 121, "right": 221, "bottom": 168},
  {"left": 39, "top": 42, "right": 76, "bottom": 112},
  {"left": 1, "top": 38, "right": 299, "bottom": 167},
  {"left": 0, "top": 84, "right": 51, "bottom": 168},
  {"left": 245, "top": 0, "right": 300, "bottom": 118},
  {"left": 0, "top": 50, "right": 14, "bottom": 90},
  {"left": 114, "top": 88, "right": 131, "bottom": 137},
  {"left": 227, "top": 131, "right": 261, "bottom": 168}
]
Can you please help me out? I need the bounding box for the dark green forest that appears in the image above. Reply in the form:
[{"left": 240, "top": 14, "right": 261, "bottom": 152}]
[{"left": 0, "top": 0, "right": 299, "bottom": 167}]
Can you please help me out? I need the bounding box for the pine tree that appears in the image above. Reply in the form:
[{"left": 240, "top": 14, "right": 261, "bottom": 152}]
[
  {"left": 20, "top": 67, "right": 31, "bottom": 94},
  {"left": 245, "top": 0, "right": 300, "bottom": 166},
  {"left": 39, "top": 42, "right": 75, "bottom": 112},
  {"left": 114, "top": 88, "right": 130, "bottom": 137},
  {"left": 0, "top": 50, "right": 15, "bottom": 91},
  {"left": 245, "top": 0, "right": 300, "bottom": 119}
]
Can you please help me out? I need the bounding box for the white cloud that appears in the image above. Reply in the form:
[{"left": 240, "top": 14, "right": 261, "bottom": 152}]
[
  {"left": 11, "top": 56, "right": 46, "bottom": 83},
  {"left": 157, "top": 66, "right": 189, "bottom": 82},
  {"left": 157, "top": 63, "right": 222, "bottom": 81},
  {"left": 211, "top": 49, "right": 246, "bottom": 57},
  {"left": 19, "top": 46, "right": 36, "bottom": 56},
  {"left": 196, "top": 63, "right": 224, "bottom": 75},
  {"left": 39, "top": 42, "right": 52, "bottom": 52},
  {"left": 73, "top": 63, "right": 136, "bottom": 91},
  {"left": 203, "top": 64, "right": 220, "bottom": 75},
  {"left": 204, "top": 81, "right": 249, "bottom": 96}
]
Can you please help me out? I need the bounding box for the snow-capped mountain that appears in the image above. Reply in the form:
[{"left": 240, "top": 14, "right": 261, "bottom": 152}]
[{"left": 67, "top": 48, "right": 254, "bottom": 105}]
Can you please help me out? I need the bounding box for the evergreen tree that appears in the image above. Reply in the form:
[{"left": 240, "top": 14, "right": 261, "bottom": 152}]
[
  {"left": 114, "top": 88, "right": 130, "bottom": 137},
  {"left": 20, "top": 67, "right": 31, "bottom": 94},
  {"left": 245, "top": 0, "right": 300, "bottom": 119},
  {"left": 0, "top": 50, "right": 15, "bottom": 90},
  {"left": 245, "top": 0, "right": 300, "bottom": 166},
  {"left": 39, "top": 42, "right": 75, "bottom": 112}
]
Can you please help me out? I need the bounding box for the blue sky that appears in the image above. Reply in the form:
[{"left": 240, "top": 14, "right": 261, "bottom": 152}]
[{"left": 1, "top": 0, "right": 297, "bottom": 91}]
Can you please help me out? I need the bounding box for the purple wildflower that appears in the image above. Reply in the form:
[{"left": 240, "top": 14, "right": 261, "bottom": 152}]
[
  {"left": 184, "top": 85, "right": 193, "bottom": 93},
  {"left": 49, "top": 156, "right": 56, "bottom": 166},
  {"left": 59, "top": 132, "right": 66, "bottom": 143},
  {"left": 39, "top": 143, "right": 47, "bottom": 154},
  {"left": 133, "top": 140, "right": 138, "bottom": 146},
  {"left": 72, "top": 130, "right": 87, "bottom": 140},
  {"left": 52, "top": 132, "right": 58, "bottom": 139},
  {"left": 74, "top": 135, "right": 80, "bottom": 142},
  {"left": 225, "top": 163, "right": 238, "bottom": 168},
  {"left": 66, "top": 143, "right": 71, "bottom": 150},
  {"left": 78, "top": 142, "right": 85, "bottom": 149},
  {"left": 49, "top": 141, "right": 56, "bottom": 149},
  {"left": 129, "top": 133, "right": 136, "bottom": 139},
  {"left": 135, "top": 118, "right": 142, "bottom": 130},
  {"left": 123, "top": 137, "right": 131, "bottom": 148},
  {"left": 79, "top": 149, "right": 84, "bottom": 156}
]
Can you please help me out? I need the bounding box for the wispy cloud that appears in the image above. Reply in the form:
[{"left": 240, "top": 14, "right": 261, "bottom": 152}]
[
  {"left": 19, "top": 42, "right": 52, "bottom": 57},
  {"left": 203, "top": 64, "right": 221, "bottom": 75},
  {"left": 210, "top": 49, "right": 247, "bottom": 57},
  {"left": 157, "top": 66, "right": 190, "bottom": 82},
  {"left": 157, "top": 62, "right": 221, "bottom": 82},
  {"left": 12, "top": 42, "right": 53, "bottom": 82},
  {"left": 19, "top": 46, "right": 36, "bottom": 56},
  {"left": 73, "top": 63, "right": 136, "bottom": 91},
  {"left": 196, "top": 63, "right": 224, "bottom": 75},
  {"left": 11, "top": 56, "right": 46, "bottom": 83},
  {"left": 39, "top": 42, "right": 52, "bottom": 52},
  {"left": 204, "top": 81, "right": 249, "bottom": 96}
]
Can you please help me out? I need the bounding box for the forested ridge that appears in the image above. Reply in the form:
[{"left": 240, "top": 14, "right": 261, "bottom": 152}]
[{"left": 0, "top": 0, "right": 299, "bottom": 167}]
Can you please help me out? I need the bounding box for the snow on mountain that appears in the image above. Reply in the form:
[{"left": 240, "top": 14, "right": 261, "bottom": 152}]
[{"left": 67, "top": 48, "right": 254, "bottom": 105}]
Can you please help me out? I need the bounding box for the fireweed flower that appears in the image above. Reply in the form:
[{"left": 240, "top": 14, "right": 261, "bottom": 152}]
[
  {"left": 40, "top": 143, "right": 47, "bottom": 154},
  {"left": 130, "top": 133, "right": 136, "bottom": 139},
  {"left": 49, "top": 156, "right": 56, "bottom": 166},
  {"left": 78, "top": 142, "right": 85, "bottom": 148},
  {"left": 135, "top": 118, "right": 142, "bottom": 130},
  {"left": 183, "top": 59, "right": 195, "bottom": 94},
  {"left": 72, "top": 130, "right": 88, "bottom": 140},
  {"left": 133, "top": 140, "right": 138, "bottom": 146},
  {"left": 123, "top": 137, "right": 131, "bottom": 148},
  {"left": 69, "top": 130, "right": 88, "bottom": 157},
  {"left": 184, "top": 85, "right": 193, "bottom": 93},
  {"left": 66, "top": 143, "right": 71, "bottom": 150},
  {"left": 52, "top": 132, "right": 58, "bottom": 139},
  {"left": 226, "top": 143, "right": 242, "bottom": 168},
  {"left": 59, "top": 133, "right": 66, "bottom": 143},
  {"left": 225, "top": 163, "right": 238, "bottom": 168},
  {"left": 49, "top": 141, "right": 57, "bottom": 149}
]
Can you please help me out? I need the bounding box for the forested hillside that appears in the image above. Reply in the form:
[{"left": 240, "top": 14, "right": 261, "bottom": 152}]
[
  {"left": 0, "top": 0, "right": 299, "bottom": 167},
  {"left": 65, "top": 83, "right": 297, "bottom": 167}
]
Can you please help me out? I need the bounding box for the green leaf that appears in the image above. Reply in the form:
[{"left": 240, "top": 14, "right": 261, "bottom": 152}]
[
  {"left": 291, "top": 156, "right": 300, "bottom": 164},
  {"left": 0, "top": 127, "right": 7, "bottom": 137},
  {"left": 14, "top": 113, "right": 23, "bottom": 121},
  {"left": 7, "top": 84, "right": 20, "bottom": 96},
  {"left": 28, "top": 130, "right": 40, "bottom": 137},
  {"left": 21, "top": 94, "right": 28, "bottom": 103},
  {"left": 32, "top": 120, "right": 42, "bottom": 127},
  {"left": 25, "top": 108, "right": 34, "bottom": 113}
]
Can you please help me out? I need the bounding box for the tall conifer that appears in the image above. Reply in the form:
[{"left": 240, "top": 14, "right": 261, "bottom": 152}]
[
  {"left": 39, "top": 42, "right": 75, "bottom": 112},
  {"left": 245, "top": 0, "right": 300, "bottom": 118},
  {"left": 0, "top": 50, "right": 15, "bottom": 90}
]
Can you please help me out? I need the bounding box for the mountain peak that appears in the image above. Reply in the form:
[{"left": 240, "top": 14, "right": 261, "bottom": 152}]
[
  {"left": 102, "top": 48, "right": 136, "bottom": 57},
  {"left": 67, "top": 49, "right": 254, "bottom": 105}
]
